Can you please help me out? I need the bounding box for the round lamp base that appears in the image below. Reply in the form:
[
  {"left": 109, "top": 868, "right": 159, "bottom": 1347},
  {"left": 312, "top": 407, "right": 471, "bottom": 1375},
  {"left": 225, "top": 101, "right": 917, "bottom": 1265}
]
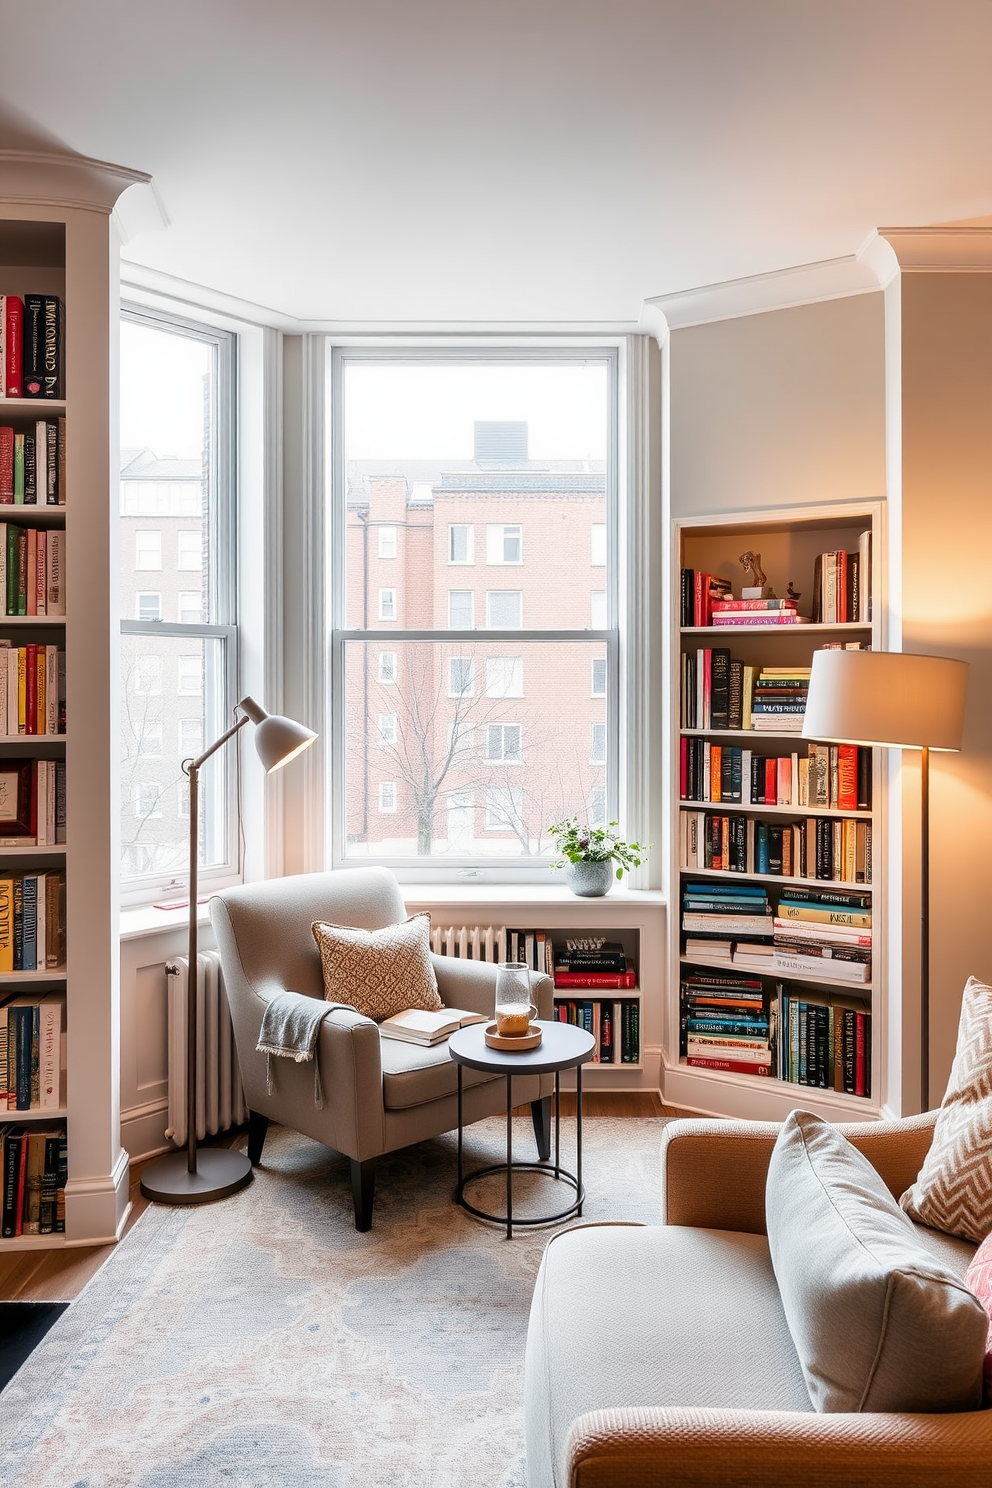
[{"left": 140, "top": 1147, "right": 253, "bottom": 1205}]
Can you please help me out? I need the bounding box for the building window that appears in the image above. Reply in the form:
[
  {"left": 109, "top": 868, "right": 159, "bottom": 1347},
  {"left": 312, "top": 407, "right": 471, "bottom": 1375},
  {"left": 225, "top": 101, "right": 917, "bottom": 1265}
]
[
  {"left": 378, "top": 650, "right": 397, "bottom": 684},
  {"left": 378, "top": 588, "right": 396, "bottom": 621},
  {"left": 133, "top": 655, "right": 162, "bottom": 695},
  {"left": 120, "top": 308, "right": 237, "bottom": 902},
  {"left": 590, "top": 523, "right": 607, "bottom": 566},
  {"left": 591, "top": 722, "right": 607, "bottom": 764},
  {"left": 379, "top": 781, "right": 398, "bottom": 813},
  {"left": 591, "top": 657, "right": 607, "bottom": 697},
  {"left": 448, "top": 590, "right": 474, "bottom": 628},
  {"left": 378, "top": 713, "right": 398, "bottom": 745},
  {"left": 134, "top": 782, "right": 162, "bottom": 819},
  {"left": 486, "top": 786, "right": 523, "bottom": 831},
  {"left": 486, "top": 524, "right": 522, "bottom": 565},
  {"left": 138, "top": 720, "right": 163, "bottom": 758},
  {"left": 448, "top": 524, "right": 473, "bottom": 564},
  {"left": 177, "top": 656, "right": 203, "bottom": 696},
  {"left": 134, "top": 531, "right": 162, "bottom": 570},
  {"left": 589, "top": 786, "right": 606, "bottom": 826},
  {"left": 486, "top": 723, "right": 522, "bottom": 763},
  {"left": 331, "top": 348, "right": 618, "bottom": 867},
  {"left": 485, "top": 656, "right": 523, "bottom": 698},
  {"left": 135, "top": 592, "right": 161, "bottom": 622},
  {"left": 178, "top": 591, "right": 201, "bottom": 624},
  {"left": 177, "top": 531, "right": 202, "bottom": 570},
  {"left": 378, "top": 526, "right": 398, "bottom": 559},
  {"left": 591, "top": 590, "right": 607, "bottom": 629},
  {"left": 486, "top": 591, "right": 522, "bottom": 629},
  {"left": 449, "top": 657, "right": 475, "bottom": 697}
]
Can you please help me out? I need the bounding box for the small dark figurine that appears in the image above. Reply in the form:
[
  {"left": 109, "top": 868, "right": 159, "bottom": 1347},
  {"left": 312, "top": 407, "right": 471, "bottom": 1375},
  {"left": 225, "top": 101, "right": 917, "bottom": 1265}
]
[{"left": 787, "top": 581, "right": 801, "bottom": 602}]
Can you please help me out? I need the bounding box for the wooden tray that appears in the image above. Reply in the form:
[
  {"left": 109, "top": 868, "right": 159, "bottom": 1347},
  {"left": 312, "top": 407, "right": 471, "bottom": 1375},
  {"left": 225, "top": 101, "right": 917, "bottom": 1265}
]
[{"left": 484, "top": 1021, "right": 543, "bottom": 1052}]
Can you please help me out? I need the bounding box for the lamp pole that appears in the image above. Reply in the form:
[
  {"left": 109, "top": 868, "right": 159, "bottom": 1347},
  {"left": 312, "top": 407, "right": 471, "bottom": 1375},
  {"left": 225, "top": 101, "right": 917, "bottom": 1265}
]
[{"left": 920, "top": 745, "right": 930, "bottom": 1113}]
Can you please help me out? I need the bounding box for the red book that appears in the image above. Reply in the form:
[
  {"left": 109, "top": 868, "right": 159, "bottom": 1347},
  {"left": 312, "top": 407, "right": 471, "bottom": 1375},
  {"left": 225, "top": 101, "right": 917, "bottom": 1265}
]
[
  {"left": 693, "top": 571, "right": 707, "bottom": 627},
  {"left": 24, "top": 642, "right": 38, "bottom": 735},
  {"left": 554, "top": 959, "right": 636, "bottom": 989},
  {"left": 0, "top": 426, "right": 13, "bottom": 503},
  {"left": 4, "top": 296, "right": 23, "bottom": 397},
  {"left": 703, "top": 648, "right": 712, "bottom": 728},
  {"left": 680, "top": 736, "right": 688, "bottom": 798},
  {"left": 685, "top": 1056, "right": 771, "bottom": 1076},
  {"left": 764, "top": 758, "right": 776, "bottom": 804},
  {"left": 26, "top": 528, "right": 36, "bottom": 616},
  {"left": 837, "top": 745, "right": 858, "bottom": 812},
  {"left": 35, "top": 529, "right": 46, "bottom": 616},
  {"left": 837, "top": 551, "right": 849, "bottom": 623},
  {"left": 710, "top": 598, "right": 797, "bottom": 613},
  {"left": 855, "top": 1011, "right": 867, "bottom": 1097}
]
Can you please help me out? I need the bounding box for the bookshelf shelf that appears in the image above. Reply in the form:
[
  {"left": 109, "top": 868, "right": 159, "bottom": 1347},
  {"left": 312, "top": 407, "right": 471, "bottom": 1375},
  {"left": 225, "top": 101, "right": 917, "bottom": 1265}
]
[{"left": 667, "top": 504, "right": 883, "bottom": 1122}]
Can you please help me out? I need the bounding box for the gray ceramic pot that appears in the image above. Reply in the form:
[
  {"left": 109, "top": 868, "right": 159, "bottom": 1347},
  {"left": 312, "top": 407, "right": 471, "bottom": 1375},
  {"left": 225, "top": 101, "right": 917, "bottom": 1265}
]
[{"left": 565, "top": 860, "right": 614, "bottom": 897}]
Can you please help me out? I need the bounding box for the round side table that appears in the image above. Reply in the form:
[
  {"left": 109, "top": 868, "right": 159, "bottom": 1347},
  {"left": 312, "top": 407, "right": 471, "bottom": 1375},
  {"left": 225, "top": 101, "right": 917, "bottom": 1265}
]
[{"left": 448, "top": 1019, "right": 596, "bottom": 1238}]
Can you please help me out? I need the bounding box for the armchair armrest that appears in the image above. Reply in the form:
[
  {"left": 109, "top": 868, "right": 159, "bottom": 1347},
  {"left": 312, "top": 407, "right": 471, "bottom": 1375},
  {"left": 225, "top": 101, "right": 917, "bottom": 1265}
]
[
  {"left": 566, "top": 1405, "right": 992, "bottom": 1488},
  {"left": 661, "top": 1110, "right": 939, "bottom": 1234},
  {"left": 431, "top": 954, "right": 554, "bottom": 1021}
]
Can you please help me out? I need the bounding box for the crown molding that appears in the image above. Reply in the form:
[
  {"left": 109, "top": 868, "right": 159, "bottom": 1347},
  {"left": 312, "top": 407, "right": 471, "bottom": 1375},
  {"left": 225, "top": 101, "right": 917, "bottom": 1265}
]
[
  {"left": 0, "top": 148, "right": 149, "bottom": 214},
  {"left": 877, "top": 226, "right": 992, "bottom": 271},
  {"left": 640, "top": 232, "right": 899, "bottom": 332}
]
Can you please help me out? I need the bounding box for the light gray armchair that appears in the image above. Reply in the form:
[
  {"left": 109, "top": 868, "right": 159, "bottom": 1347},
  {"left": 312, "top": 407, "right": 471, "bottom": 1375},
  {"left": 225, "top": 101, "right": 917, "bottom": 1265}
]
[{"left": 209, "top": 867, "right": 554, "bottom": 1230}]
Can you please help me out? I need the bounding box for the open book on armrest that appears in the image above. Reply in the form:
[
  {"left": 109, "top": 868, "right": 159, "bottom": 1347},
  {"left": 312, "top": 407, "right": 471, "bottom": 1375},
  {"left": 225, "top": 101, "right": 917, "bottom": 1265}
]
[{"left": 379, "top": 1007, "right": 488, "bottom": 1045}]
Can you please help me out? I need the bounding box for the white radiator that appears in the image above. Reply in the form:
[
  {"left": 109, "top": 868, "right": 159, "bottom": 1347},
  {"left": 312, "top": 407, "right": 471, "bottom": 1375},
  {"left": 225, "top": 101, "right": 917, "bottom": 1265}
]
[
  {"left": 429, "top": 923, "right": 548, "bottom": 973},
  {"left": 165, "top": 951, "right": 247, "bottom": 1146}
]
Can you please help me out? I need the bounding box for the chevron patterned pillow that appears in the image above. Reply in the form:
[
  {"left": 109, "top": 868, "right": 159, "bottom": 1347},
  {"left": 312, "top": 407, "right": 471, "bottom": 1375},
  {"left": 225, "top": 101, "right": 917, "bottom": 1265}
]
[
  {"left": 965, "top": 1232, "right": 992, "bottom": 1404},
  {"left": 900, "top": 975, "right": 992, "bottom": 1244},
  {"left": 312, "top": 913, "right": 443, "bottom": 1022}
]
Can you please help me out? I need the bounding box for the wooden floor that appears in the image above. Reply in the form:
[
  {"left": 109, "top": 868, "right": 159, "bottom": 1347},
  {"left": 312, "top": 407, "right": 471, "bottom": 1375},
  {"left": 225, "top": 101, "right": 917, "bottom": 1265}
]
[{"left": 0, "top": 1093, "right": 683, "bottom": 1302}]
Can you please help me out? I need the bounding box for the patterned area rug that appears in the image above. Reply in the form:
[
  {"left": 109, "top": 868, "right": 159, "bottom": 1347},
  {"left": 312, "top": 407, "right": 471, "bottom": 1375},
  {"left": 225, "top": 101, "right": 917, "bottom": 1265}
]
[{"left": 1, "top": 1117, "right": 668, "bottom": 1488}]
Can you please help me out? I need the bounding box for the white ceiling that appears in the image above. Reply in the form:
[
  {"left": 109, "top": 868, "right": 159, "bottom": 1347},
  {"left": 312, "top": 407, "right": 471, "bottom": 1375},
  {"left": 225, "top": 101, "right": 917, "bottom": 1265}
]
[{"left": 4, "top": 2, "right": 992, "bottom": 328}]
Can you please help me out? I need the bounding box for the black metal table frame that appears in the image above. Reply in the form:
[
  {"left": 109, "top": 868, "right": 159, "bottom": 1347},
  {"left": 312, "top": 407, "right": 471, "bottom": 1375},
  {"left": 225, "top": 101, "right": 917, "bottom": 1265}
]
[{"left": 456, "top": 1063, "right": 584, "bottom": 1239}]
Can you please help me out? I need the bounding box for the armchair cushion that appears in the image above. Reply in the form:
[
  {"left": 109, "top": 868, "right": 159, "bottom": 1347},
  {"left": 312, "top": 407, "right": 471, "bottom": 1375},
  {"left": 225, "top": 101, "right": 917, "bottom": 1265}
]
[
  {"left": 900, "top": 975, "right": 992, "bottom": 1244},
  {"left": 767, "top": 1110, "right": 986, "bottom": 1414},
  {"left": 311, "top": 912, "right": 442, "bottom": 1021}
]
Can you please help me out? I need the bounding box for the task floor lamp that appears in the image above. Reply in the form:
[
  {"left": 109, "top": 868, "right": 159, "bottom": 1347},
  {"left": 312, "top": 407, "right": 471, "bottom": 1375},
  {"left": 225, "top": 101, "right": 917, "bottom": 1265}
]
[
  {"left": 802, "top": 650, "right": 968, "bottom": 1112},
  {"left": 140, "top": 696, "right": 317, "bottom": 1204}
]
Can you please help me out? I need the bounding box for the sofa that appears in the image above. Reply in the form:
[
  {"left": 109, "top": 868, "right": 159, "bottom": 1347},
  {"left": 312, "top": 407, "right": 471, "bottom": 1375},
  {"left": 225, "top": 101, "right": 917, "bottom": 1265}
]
[{"left": 524, "top": 1110, "right": 991, "bottom": 1488}]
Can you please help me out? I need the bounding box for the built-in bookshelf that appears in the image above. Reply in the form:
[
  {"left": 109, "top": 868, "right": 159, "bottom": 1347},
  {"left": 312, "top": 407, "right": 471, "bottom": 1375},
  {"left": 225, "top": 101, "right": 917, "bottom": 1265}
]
[
  {"left": 406, "top": 886, "right": 665, "bottom": 1087},
  {"left": 666, "top": 505, "right": 884, "bottom": 1122},
  {"left": 0, "top": 155, "right": 146, "bottom": 1249}
]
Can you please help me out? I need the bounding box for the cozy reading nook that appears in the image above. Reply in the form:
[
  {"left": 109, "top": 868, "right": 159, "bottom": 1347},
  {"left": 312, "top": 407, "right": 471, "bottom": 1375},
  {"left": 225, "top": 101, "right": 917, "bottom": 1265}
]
[{"left": 3, "top": 8, "right": 992, "bottom": 1487}]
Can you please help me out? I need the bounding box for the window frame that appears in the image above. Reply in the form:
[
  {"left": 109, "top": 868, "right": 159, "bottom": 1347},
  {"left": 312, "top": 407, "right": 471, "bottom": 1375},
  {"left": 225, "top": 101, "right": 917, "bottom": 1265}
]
[
  {"left": 448, "top": 523, "right": 474, "bottom": 565},
  {"left": 327, "top": 344, "right": 622, "bottom": 883},
  {"left": 119, "top": 303, "right": 239, "bottom": 909}
]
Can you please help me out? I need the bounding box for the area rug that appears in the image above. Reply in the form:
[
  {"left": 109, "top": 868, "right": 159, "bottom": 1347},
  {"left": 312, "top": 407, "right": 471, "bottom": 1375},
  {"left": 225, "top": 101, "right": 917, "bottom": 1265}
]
[{"left": 1, "top": 1117, "right": 668, "bottom": 1488}]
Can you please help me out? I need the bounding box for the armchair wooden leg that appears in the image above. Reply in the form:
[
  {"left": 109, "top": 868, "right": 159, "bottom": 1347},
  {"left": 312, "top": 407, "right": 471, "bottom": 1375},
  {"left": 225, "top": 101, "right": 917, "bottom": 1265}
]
[
  {"left": 350, "top": 1157, "right": 376, "bottom": 1231},
  {"left": 531, "top": 1096, "right": 552, "bottom": 1161},
  {"left": 247, "top": 1110, "right": 270, "bottom": 1166}
]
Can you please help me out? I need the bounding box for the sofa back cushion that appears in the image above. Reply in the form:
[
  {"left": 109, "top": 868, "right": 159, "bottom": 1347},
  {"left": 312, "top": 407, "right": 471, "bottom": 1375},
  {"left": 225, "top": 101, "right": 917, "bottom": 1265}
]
[{"left": 767, "top": 1109, "right": 987, "bottom": 1413}]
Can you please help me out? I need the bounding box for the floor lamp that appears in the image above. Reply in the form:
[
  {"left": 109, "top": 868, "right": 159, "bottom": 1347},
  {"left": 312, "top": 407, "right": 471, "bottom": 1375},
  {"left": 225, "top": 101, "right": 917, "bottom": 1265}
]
[
  {"left": 802, "top": 650, "right": 968, "bottom": 1112},
  {"left": 140, "top": 695, "right": 317, "bottom": 1205}
]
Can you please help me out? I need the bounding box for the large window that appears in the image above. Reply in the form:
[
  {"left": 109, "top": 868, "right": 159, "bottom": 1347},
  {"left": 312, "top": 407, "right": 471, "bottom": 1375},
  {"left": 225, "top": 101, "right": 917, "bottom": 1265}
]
[
  {"left": 119, "top": 310, "right": 237, "bottom": 900},
  {"left": 330, "top": 350, "right": 617, "bottom": 869}
]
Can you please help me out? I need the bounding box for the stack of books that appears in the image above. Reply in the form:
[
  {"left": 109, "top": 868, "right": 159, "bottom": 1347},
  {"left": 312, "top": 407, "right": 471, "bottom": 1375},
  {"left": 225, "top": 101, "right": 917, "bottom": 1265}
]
[
  {"left": 772, "top": 887, "right": 872, "bottom": 984},
  {"left": 777, "top": 989, "right": 871, "bottom": 1095},
  {"left": 680, "top": 972, "right": 771, "bottom": 1075},
  {"left": 378, "top": 1007, "right": 487, "bottom": 1046},
  {"left": 811, "top": 533, "right": 871, "bottom": 624},
  {"left": 709, "top": 597, "right": 807, "bottom": 627},
  {"left": 1, "top": 1122, "right": 66, "bottom": 1237},
  {"left": 681, "top": 881, "right": 772, "bottom": 963},
  {"left": 680, "top": 569, "right": 733, "bottom": 626},
  {"left": 552, "top": 939, "right": 635, "bottom": 989},
  {"left": 554, "top": 999, "right": 640, "bottom": 1063},
  {"left": 750, "top": 667, "right": 811, "bottom": 732}
]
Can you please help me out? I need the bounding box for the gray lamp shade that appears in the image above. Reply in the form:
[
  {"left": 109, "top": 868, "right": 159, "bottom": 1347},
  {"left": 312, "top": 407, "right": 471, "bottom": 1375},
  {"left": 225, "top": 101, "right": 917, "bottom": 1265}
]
[
  {"left": 802, "top": 650, "right": 969, "bottom": 751},
  {"left": 252, "top": 713, "right": 317, "bottom": 773}
]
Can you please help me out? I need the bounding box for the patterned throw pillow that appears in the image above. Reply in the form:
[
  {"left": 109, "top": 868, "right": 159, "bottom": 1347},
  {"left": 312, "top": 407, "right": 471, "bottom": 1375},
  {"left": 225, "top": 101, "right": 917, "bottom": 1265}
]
[
  {"left": 966, "top": 1232, "right": 992, "bottom": 1404},
  {"left": 311, "top": 914, "right": 442, "bottom": 1022},
  {"left": 900, "top": 976, "right": 992, "bottom": 1243}
]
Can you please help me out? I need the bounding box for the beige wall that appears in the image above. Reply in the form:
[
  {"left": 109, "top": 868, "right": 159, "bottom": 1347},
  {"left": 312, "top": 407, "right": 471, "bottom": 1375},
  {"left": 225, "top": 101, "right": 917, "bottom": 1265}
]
[
  {"left": 669, "top": 294, "right": 887, "bottom": 517},
  {"left": 896, "top": 271, "right": 992, "bottom": 1103}
]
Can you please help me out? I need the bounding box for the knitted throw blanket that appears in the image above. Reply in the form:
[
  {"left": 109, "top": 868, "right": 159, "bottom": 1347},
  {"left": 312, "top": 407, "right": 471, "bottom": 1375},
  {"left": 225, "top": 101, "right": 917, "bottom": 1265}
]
[{"left": 256, "top": 991, "right": 349, "bottom": 1108}]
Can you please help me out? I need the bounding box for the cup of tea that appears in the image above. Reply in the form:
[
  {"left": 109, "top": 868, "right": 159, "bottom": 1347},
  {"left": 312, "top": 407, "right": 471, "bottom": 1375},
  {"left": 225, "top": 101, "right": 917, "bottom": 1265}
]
[{"left": 494, "top": 961, "right": 538, "bottom": 1037}]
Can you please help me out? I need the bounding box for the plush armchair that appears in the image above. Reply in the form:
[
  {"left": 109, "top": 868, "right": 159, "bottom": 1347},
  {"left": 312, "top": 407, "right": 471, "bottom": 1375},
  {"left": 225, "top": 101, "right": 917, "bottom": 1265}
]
[
  {"left": 525, "top": 1112, "right": 991, "bottom": 1488},
  {"left": 209, "top": 867, "right": 553, "bottom": 1230}
]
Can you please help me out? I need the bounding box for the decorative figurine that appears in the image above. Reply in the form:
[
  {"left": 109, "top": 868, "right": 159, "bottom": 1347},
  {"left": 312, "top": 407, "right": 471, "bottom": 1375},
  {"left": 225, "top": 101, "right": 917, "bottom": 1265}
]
[{"left": 739, "top": 550, "right": 773, "bottom": 599}]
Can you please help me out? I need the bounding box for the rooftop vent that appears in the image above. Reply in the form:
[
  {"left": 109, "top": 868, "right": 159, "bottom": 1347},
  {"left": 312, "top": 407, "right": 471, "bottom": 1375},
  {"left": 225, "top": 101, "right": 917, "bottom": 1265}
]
[{"left": 474, "top": 421, "right": 528, "bottom": 468}]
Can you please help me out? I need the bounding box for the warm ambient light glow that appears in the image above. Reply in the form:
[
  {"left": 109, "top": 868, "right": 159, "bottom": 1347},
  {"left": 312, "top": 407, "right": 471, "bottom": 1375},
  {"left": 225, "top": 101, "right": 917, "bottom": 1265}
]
[{"left": 802, "top": 650, "right": 968, "bottom": 752}]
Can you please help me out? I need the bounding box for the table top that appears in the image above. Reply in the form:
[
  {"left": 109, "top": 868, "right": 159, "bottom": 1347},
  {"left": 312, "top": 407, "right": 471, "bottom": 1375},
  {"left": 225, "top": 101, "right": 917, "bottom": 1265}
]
[{"left": 448, "top": 1019, "right": 596, "bottom": 1075}]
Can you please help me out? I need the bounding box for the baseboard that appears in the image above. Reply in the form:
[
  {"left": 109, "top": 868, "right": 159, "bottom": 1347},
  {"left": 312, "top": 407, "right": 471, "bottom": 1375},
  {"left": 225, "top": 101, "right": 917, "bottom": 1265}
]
[{"left": 121, "top": 1098, "right": 172, "bottom": 1164}]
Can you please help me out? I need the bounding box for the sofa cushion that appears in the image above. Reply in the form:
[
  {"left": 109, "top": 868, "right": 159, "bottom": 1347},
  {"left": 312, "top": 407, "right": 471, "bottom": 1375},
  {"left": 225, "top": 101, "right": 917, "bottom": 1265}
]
[
  {"left": 379, "top": 1034, "right": 499, "bottom": 1109},
  {"left": 524, "top": 1223, "right": 811, "bottom": 1488},
  {"left": 900, "top": 975, "right": 992, "bottom": 1244},
  {"left": 311, "top": 913, "right": 442, "bottom": 1021},
  {"left": 767, "top": 1109, "right": 987, "bottom": 1413},
  {"left": 965, "top": 1232, "right": 992, "bottom": 1404}
]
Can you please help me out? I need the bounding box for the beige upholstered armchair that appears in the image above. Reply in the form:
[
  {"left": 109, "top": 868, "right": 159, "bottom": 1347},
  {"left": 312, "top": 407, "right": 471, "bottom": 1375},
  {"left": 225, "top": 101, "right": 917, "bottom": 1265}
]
[{"left": 209, "top": 867, "right": 553, "bottom": 1230}]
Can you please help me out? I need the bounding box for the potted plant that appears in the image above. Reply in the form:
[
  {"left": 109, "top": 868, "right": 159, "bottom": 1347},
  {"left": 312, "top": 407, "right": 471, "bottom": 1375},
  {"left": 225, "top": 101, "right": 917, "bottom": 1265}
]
[{"left": 547, "top": 817, "right": 647, "bottom": 897}]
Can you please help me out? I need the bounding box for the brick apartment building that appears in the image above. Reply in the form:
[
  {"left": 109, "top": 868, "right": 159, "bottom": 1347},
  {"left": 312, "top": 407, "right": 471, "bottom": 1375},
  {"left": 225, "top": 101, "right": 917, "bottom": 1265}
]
[{"left": 343, "top": 422, "right": 609, "bottom": 861}]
